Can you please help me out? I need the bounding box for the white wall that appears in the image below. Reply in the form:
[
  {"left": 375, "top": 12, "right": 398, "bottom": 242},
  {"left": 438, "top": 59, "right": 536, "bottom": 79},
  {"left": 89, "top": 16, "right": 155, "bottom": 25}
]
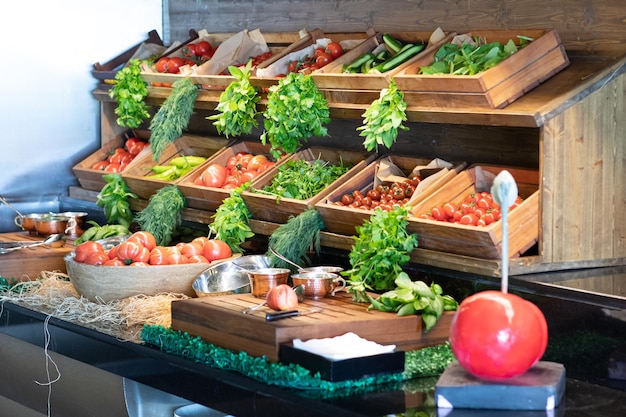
[{"left": 0, "top": 0, "right": 163, "bottom": 230}]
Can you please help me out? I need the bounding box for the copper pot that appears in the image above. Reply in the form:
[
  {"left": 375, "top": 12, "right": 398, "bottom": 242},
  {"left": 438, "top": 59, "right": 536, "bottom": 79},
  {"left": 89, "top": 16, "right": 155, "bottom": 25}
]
[
  {"left": 247, "top": 268, "right": 290, "bottom": 298},
  {"left": 35, "top": 216, "right": 69, "bottom": 237}
]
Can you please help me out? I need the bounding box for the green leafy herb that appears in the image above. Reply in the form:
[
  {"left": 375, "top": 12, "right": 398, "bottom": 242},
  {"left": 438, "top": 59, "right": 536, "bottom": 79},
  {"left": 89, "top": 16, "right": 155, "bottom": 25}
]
[
  {"left": 267, "top": 209, "right": 325, "bottom": 271},
  {"left": 209, "top": 184, "right": 254, "bottom": 254},
  {"left": 258, "top": 158, "right": 351, "bottom": 201},
  {"left": 96, "top": 173, "right": 137, "bottom": 228},
  {"left": 367, "top": 272, "right": 458, "bottom": 332},
  {"left": 419, "top": 36, "right": 533, "bottom": 75},
  {"left": 357, "top": 78, "right": 408, "bottom": 152},
  {"left": 261, "top": 72, "right": 330, "bottom": 160},
  {"left": 134, "top": 185, "right": 186, "bottom": 246},
  {"left": 108, "top": 59, "right": 151, "bottom": 128},
  {"left": 343, "top": 205, "right": 418, "bottom": 302},
  {"left": 149, "top": 77, "right": 199, "bottom": 161},
  {"left": 207, "top": 61, "right": 260, "bottom": 138}
]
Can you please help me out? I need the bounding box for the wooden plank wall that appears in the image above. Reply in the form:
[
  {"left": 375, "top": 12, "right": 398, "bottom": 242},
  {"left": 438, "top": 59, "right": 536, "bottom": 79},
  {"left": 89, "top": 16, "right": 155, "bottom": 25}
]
[{"left": 167, "top": 0, "right": 626, "bottom": 57}]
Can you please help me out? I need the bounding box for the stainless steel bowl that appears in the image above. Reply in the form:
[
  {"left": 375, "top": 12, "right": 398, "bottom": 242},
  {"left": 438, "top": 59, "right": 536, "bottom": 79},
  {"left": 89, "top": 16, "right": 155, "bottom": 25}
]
[
  {"left": 299, "top": 265, "right": 344, "bottom": 274},
  {"left": 192, "top": 255, "right": 271, "bottom": 297}
]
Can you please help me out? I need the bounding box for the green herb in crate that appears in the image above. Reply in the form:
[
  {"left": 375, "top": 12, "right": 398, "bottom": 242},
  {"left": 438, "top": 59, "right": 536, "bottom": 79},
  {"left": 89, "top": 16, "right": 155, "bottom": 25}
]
[{"left": 258, "top": 158, "right": 351, "bottom": 201}]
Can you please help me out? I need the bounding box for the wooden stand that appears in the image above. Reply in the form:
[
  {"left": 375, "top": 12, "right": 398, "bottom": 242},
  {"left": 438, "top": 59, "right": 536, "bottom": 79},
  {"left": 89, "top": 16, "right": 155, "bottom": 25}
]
[{"left": 0, "top": 232, "right": 74, "bottom": 280}]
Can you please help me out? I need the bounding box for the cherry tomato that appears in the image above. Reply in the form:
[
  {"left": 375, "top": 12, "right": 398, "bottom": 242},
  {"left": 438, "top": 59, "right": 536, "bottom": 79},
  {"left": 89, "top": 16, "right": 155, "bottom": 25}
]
[
  {"left": 167, "top": 57, "right": 185, "bottom": 74},
  {"left": 341, "top": 194, "right": 354, "bottom": 205},
  {"left": 155, "top": 57, "right": 170, "bottom": 73},
  {"left": 450, "top": 290, "right": 548, "bottom": 380},
  {"left": 195, "top": 41, "right": 213, "bottom": 56},
  {"left": 326, "top": 41, "right": 344, "bottom": 59},
  {"left": 315, "top": 51, "right": 333, "bottom": 67},
  {"left": 91, "top": 160, "right": 109, "bottom": 170},
  {"left": 182, "top": 43, "right": 197, "bottom": 58}
]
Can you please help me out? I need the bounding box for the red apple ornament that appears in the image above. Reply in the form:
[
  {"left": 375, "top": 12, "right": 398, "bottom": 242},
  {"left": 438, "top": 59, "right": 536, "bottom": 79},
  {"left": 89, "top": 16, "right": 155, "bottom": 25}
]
[{"left": 449, "top": 290, "right": 548, "bottom": 381}]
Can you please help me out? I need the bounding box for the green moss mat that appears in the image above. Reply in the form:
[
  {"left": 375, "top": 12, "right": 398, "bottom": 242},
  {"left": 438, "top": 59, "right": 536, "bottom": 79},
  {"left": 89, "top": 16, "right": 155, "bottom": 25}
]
[{"left": 141, "top": 325, "right": 456, "bottom": 398}]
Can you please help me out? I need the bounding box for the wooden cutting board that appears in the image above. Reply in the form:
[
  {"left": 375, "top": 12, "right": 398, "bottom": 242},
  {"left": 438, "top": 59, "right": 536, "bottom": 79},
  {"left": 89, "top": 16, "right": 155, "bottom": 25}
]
[
  {"left": 171, "top": 292, "right": 453, "bottom": 362},
  {"left": 0, "top": 232, "right": 74, "bottom": 281}
]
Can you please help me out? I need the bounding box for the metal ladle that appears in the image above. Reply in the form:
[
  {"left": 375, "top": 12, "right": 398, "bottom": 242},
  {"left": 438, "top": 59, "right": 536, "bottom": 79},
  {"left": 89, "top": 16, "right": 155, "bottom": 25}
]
[
  {"left": 0, "top": 194, "right": 24, "bottom": 219},
  {"left": 269, "top": 247, "right": 305, "bottom": 271}
]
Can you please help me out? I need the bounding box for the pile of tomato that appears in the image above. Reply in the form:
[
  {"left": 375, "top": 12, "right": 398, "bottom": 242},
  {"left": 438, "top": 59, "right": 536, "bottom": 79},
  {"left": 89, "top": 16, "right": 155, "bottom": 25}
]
[
  {"left": 284, "top": 41, "right": 344, "bottom": 74},
  {"left": 333, "top": 177, "right": 421, "bottom": 212},
  {"left": 419, "top": 191, "right": 523, "bottom": 226},
  {"left": 193, "top": 152, "right": 276, "bottom": 189},
  {"left": 90, "top": 137, "right": 149, "bottom": 173},
  {"left": 73, "top": 231, "right": 232, "bottom": 266}
]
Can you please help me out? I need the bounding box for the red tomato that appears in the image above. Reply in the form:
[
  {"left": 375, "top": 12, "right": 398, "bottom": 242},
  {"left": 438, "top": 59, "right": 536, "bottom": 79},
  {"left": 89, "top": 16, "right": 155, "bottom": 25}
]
[
  {"left": 149, "top": 246, "right": 171, "bottom": 265},
  {"left": 167, "top": 253, "right": 189, "bottom": 265},
  {"left": 167, "top": 57, "right": 185, "bottom": 74},
  {"left": 266, "top": 284, "right": 299, "bottom": 311},
  {"left": 202, "top": 239, "right": 232, "bottom": 262},
  {"left": 459, "top": 213, "right": 479, "bottom": 226},
  {"left": 180, "top": 241, "right": 204, "bottom": 257},
  {"left": 195, "top": 41, "right": 213, "bottom": 57},
  {"left": 315, "top": 51, "right": 333, "bottom": 67},
  {"left": 449, "top": 290, "right": 548, "bottom": 380},
  {"left": 104, "top": 258, "right": 125, "bottom": 266},
  {"left": 326, "top": 41, "right": 344, "bottom": 59},
  {"left": 187, "top": 254, "right": 209, "bottom": 264},
  {"left": 191, "top": 236, "right": 210, "bottom": 249},
  {"left": 83, "top": 252, "right": 110, "bottom": 266},
  {"left": 107, "top": 245, "right": 119, "bottom": 260},
  {"left": 91, "top": 160, "right": 109, "bottom": 170},
  {"left": 129, "top": 262, "right": 150, "bottom": 267},
  {"left": 182, "top": 43, "right": 197, "bottom": 58},
  {"left": 108, "top": 148, "right": 130, "bottom": 164},
  {"left": 155, "top": 57, "right": 170, "bottom": 73},
  {"left": 127, "top": 231, "right": 157, "bottom": 251},
  {"left": 247, "top": 154, "right": 269, "bottom": 171},
  {"left": 117, "top": 241, "right": 151, "bottom": 265},
  {"left": 74, "top": 241, "right": 105, "bottom": 263},
  {"left": 199, "top": 164, "right": 228, "bottom": 188}
]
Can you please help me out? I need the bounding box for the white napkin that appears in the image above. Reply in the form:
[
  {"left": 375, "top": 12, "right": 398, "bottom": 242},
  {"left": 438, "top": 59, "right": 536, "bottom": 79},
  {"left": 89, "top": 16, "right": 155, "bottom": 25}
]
[{"left": 292, "top": 332, "right": 396, "bottom": 361}]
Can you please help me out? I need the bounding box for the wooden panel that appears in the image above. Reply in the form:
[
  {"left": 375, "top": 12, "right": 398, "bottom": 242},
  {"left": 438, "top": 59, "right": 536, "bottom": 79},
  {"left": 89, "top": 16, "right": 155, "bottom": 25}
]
[
  {"left": 168, "top": 0, "right": 626, "bottom": 57},
  {"left": 541, "top": 73, "right": 626, "bottom": 263},
  {"left": 171, "top": 291, "right": 453, "bottom": 362}
]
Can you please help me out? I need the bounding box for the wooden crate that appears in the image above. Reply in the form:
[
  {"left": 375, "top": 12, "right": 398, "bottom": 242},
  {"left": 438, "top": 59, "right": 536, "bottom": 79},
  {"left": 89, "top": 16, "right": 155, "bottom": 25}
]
[
  {"left": 72, "top": 130, "right": 151, "bottom": 192},
  {"left": 0, "top": 232, "right": 74, "bottom": 281},
  {"left": 92, "top": 30, "right": 164, "bottom": 83},
  {"left": 407, "top": 165, "right": 540, "bottom": 259},
  {"left": 393, "top": 29, "right": 570, "bottom": 108},
  {"left": 177, "top": 140, "right": 286, "bottom": 212},
  {"left": 241, "top": 146, "right": 375, "bottom": 224},
  {"left": 121, "top": 134, "right": 231, "bottom": 200},
  {"left": 170, "top": 291, "right": 453, "bottom": 362},
  {"left": 312, "top": 31, "right": 452, "bottom": 92},
  {"left": 315, "top": 155, "right": 463, "bottom": 236}
]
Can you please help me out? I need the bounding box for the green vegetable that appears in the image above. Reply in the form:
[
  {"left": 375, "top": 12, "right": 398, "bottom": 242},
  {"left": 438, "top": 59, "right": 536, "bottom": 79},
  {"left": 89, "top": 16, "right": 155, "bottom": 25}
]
[
  {"left": 134, "top": 185, "right": 186, "bottom": 246},
  {"left": 419, "top": 36, "right": 532, "bottom": 75},
  {"left": 367, "top": 272, "right": 458, "bottom": 332},
  {"left": 343, "top": 205, "right": 418, "bottom": 302},
  {"left": 149, "top": 77, "right": 199, "bottom": 161},
  {"left": 261, "top": 72, "right": 330, "bottom": 160},
  {"left": 370, "top": 44, "right": 424, "bottom": 73},
  {"left": 267, "top": 209, "right": 325, "bottom": 271},
  {"left": 74, "top": 221, "right": 130, "bottom": 245},
  {"left": 357, "top": 78, "right": 409, "bottom": 152},
  {"left": 209, "top": 184, "right": 254, "bottom": 254},
  {"left": 108, "top": 59, "right": 151, "bottom": 128},
  {"left": 382, "top": 33, "right": 404, "bottom": 54},
  {"left": 96, "top": 173, "right": 137, "bottom": 228},
  {"left": 147, "top": 155, "right": 207, "bottom": 181},
  {"left": 207, "top": 60, "right": 260, "bottom": 138},
  {"left": 258, "top": 158, "right": 351, "bottom": 202},
  {"left": 342, "top": 52, "right": 376, "bottom": 73}
]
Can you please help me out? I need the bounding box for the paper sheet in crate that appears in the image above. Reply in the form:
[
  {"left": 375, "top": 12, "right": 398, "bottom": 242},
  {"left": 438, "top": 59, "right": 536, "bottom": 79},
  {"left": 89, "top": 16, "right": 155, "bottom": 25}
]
[
  {"left": 170, "top": 291, "right": 452, "bottom": 362},
  {"left": 241, "top": 146, "right": 375, "bottom": 224},
  {"left": 407, "top": 165, "right": 540, "bottom": 259},
  {"left": 315, "top": 155, "right": 464, "bottom": 236},
  {"left": 121, "top": 134, "right": 231, "bottom": 200},
  {"left": 393, "top": 29, "right": 570, "bottom": 108},
  {"left": 72, "top": 130, "right": 151, "bottom": 191}
]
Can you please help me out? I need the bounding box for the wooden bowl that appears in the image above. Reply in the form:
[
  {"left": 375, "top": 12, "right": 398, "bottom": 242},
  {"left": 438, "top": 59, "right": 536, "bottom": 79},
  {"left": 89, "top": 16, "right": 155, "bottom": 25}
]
[{"left": 65, "top": 254, "right": 238, "bottom": 302}]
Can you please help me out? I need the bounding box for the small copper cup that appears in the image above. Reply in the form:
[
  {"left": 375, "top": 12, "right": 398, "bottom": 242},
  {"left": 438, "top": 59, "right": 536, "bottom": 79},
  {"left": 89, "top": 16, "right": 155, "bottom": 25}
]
[
  {"left": 15, "top": 213, "right": 49, "bottom": 235},
  {"left": 291, "top": 272, "right": 346, "bottom": 300},
  {"left": 247, "top": 268, "right": 290, "bottom": 298}
]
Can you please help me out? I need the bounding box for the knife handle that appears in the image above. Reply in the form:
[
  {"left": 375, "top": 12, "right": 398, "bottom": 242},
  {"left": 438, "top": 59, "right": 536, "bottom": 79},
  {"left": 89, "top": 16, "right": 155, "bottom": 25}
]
[{"left": 266, "top": 310, "right": 299, "bottom": 322}]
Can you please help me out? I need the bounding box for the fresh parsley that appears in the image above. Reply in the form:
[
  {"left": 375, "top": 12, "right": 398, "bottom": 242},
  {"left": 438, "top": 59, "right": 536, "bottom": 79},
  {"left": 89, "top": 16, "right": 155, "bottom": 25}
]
[
  {"left": 357, "top": 78, "right": 408, "bottom": 152},
  {"left": 209, "top": 184, "right": 254, "bottom": 254},
  {"left": 109, "top": 59, "right": 151, "bottom": 129},
  {"left": 261, "top": 72, "right": 330, "bottom": 160}
]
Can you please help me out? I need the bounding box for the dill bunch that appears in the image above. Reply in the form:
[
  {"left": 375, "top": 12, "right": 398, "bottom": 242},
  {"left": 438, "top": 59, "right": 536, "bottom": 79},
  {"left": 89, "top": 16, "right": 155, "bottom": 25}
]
[
  {"left": 267, "top": 209, "right": 325, "bottom": 271},
  {"left": 134, "top": 185, "right": 186, "bottom": 246}
]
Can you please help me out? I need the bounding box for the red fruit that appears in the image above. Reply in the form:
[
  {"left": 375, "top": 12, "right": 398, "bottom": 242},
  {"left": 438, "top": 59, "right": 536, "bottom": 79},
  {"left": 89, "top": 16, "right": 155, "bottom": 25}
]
[
  {"left": 266, "top": 284, "right": 299, "bottom": 311},
  {"left": 449, "top": 290, "right": 548, "bottom": 381}
]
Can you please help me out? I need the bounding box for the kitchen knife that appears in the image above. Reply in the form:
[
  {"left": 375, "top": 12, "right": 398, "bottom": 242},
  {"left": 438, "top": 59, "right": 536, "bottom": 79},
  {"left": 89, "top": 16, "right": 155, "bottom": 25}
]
[{"left": 266, "top": 308, "right": 321, "bottom": 322}]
